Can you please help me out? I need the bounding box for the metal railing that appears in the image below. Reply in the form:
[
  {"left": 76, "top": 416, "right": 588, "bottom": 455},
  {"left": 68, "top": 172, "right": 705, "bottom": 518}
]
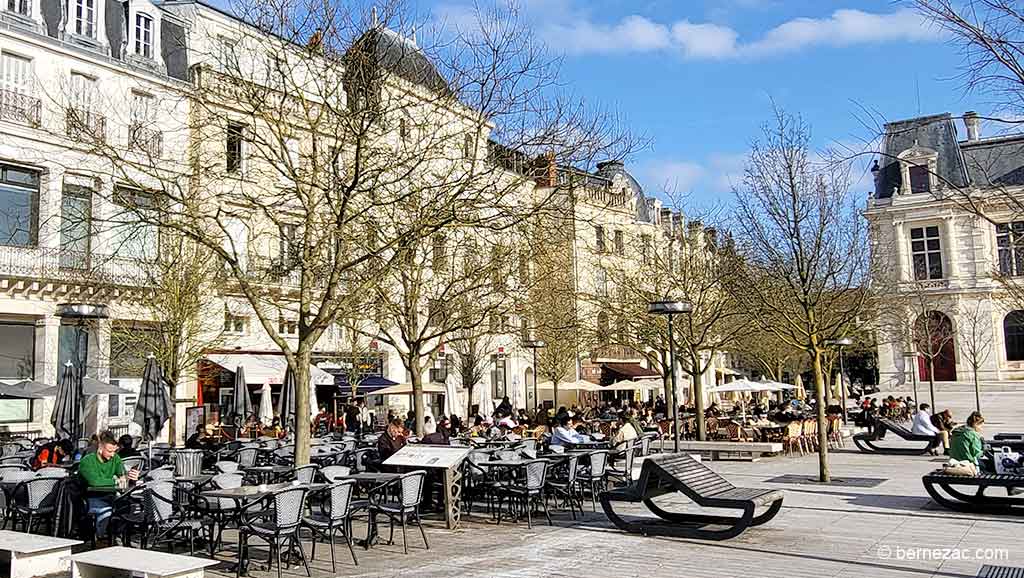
[
  {"left": 0, "top": 244, "right": 157, "bottom": 287},
  {"left": 0, "top": 88, "right": 41, "bottom": 126},
  {"left": 65, "top": 107, "right": 106, "bottom": 143},
  {"left": 128, "top": 122, "right": 163, "bottom": 158}
]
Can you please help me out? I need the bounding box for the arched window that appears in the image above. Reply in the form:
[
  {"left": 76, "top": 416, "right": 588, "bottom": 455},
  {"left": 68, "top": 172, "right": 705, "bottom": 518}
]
[{"left": 1005, "top": 311, "right": 1024, "bottom": 361}]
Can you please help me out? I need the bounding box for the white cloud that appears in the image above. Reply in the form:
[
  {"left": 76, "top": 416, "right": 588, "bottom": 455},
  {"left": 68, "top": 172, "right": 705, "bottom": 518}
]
[
  {"left": 635, "top": 159, "right": 705, "bottom": 194},
  {"left": 546, "top": 15, "right": 672, "bottom": 54},
  {"left": 538, "top": 8, "right": 940, "bottom": 60}
]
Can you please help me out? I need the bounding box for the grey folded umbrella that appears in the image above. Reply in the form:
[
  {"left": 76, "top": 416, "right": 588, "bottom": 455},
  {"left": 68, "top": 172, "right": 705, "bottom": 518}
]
[
  {"left": 0, "top": 380, "right": 51, "bottom": 399},
  {"left": 133, "top": 356, "right": 172, "bottom": 442},
  {"left": 50, "top": 363, "right": 77, "bottom": 440},
  {"left": 277, "top": 366, "right": 296, "bottom": 431},
  {"left": 230, "top": 366, "right": 254, "bottom": 427}
]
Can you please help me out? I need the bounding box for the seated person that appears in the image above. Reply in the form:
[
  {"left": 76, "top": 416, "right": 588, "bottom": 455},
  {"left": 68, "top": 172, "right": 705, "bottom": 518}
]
[
  {"left": 611, "top": 413, "right": 640, "bottom": 447},
  {"left": 30, "top": 439, "right": 73, "bottom": 470},
  {"left": 376, "top": 417, "right": 408, "bottom": 464},
  {"left": 79, "top": 431, "right": 139, "bottom": 538},
  {"left": 550, "top": 414, "right": 588, "bottom": 447},
  {"left": 911, "top": 403, "right": 946, "bottom": 455},
  {"left": 421, "top": 419, "right": 449, "bottom": 445},
  {"left": 949, "top": 412, "right": 987, "bottom": 470},
  {"left": 184, "top": 424, "right": 207, "bottom": 450},
  {"left": 467, "top": 416, "right": 487, "bottom": 437},
  {"left": 117, "top": 434, "right": 141, "bottom": 458}
]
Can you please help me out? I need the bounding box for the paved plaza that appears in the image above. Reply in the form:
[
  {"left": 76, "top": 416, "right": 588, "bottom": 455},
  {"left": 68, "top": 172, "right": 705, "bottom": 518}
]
[{"left": 203, "top": 390, "right": 1024, "bottom": 578}]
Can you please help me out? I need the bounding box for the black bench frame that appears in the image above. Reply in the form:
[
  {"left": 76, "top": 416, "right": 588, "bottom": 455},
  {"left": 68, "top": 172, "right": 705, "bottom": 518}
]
[
  {"left": 853, "top": 418, "right": 937, "bottom": 455},
  {"left": 599, "top": 453, "right": 783, "bottom": 540},
  {"left": 922, "top": 472, "right": 1024, "bottom": 514}
]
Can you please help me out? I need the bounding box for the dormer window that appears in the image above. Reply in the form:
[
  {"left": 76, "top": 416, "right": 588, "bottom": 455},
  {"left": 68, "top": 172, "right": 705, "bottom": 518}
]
[
  {"left": 5, "top": 0, "right": 29, "bottom": 17},
  {"left": 134, "top": 13, "right": 153, "bottom": 58},
  {"left": 74, "top": 0, "right": 96, "bottom": 38},
  {"left": 897, "top": 145, "right": 938, "bottom": 195},
  {"left": 909, "top": 165, "right": 930, "bottom": 193}
]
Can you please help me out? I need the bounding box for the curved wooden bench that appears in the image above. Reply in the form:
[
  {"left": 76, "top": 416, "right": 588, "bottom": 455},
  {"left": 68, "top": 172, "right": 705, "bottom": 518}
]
[
  {"left": 599, "top": 453, "right": 783, "bottom": 540},
  {"left": 853, "top": 418, "right": 935, "bottom": 455},
  {"left": 922, "top": 472, "right": 1024, "bottom": 514}
]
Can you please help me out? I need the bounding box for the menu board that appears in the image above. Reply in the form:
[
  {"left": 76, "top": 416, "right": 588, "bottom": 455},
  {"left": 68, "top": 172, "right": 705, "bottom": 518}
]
[{"left": 383, "top": 445, "right": 472, "bottom": 469}]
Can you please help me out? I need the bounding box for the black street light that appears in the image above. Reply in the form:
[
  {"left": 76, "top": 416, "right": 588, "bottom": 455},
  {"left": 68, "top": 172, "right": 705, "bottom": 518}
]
[
  {"left": 824, "top": 337, "right": 853, "bottom": 423},
  {"left": 522, "top": 339, "right": 546, "bottom": 413},
  {"left": 648, "top": 300, "right": 692, "bottom": 453},
  {"left": 55, "top": 302, "right": 109, "bottom": 440}
]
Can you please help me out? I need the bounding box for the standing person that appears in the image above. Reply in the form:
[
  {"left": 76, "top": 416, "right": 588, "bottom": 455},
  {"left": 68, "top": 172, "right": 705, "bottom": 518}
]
[
  {"left": 911, "top": 403, "right": 945, "bottom": 455},
  {"left": 345, "top": 401, "right": 360, "bottom": 434},
  {"left": 79, "top": 431, "right": 139, "bottom": 539},
  {"left": 358, "top": 399, "right": 371, "bottom": 433},
  {"left": 496, "top": 396, "right": 512, "bottom": 416}
]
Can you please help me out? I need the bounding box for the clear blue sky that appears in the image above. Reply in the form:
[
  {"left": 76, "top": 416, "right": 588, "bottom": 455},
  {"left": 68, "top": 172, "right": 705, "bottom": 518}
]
[{"left": 421, "top": 0, "right": 987, "bottom": 209}]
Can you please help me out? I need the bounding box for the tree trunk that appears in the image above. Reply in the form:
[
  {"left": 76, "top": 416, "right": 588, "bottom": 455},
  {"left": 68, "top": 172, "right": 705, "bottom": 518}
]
[
  {"left": 467, "top": 383, "right": 475, "bottom": 419},
  {"left": 294, "top": 348, "right": 312, "bottom": 466},
  {"left": 689, "top": 352, "right": 707, "bottom": 441},
  {"left": 973, "top": 367, "right": 981, "bottom": 413},
  {"left": 553, "top": 381, "right": 559, "bottom": 413},
  {"left": 410, "top": 361, "right": 426, "bottom": 436},
  {"left": 812, "top": 349, "right": 830, "bottom": 482},
  {"left": 927, "top": 358, "right": 937, "bottom": 410}
]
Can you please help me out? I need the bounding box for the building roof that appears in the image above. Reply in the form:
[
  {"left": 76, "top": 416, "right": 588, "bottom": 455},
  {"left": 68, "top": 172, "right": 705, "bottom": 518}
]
[
  {"left": 345, "top": 26, "right": 449, "bottom": 93},
  {"left": 875, "top": 112, "right": 1024, "bottom": 198}
]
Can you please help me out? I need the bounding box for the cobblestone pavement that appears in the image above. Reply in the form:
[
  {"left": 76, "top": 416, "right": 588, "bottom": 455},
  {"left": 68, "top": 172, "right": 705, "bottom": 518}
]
[{"left": 204, "top": 395, "right": 1024, "bottom": 578}]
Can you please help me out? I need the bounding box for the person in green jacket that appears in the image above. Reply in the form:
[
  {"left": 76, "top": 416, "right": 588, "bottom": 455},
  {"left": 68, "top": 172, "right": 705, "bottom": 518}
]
[
  {"left": 79, "top": 430, "right": 138, "bottom": 538},
  {"left": 949, "top": 412, "right": 986, "bottom": 468}
]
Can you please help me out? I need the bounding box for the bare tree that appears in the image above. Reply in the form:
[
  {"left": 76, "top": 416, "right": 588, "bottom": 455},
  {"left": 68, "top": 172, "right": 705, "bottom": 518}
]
[
  {"left": 730, "top": 108, "right": 872, "bottom": 482},
  {"left": 958, "top": 299, "right": 993, "bottom": 412},
  {"left": 591, "top": 217, "right": 745, "bottom": 440},
  {"left": 448, "top": 327, "right": 496, "bottom": 418},
  {"left": 109, "top": 234, "right": 226, "bottom": 443},
  {"left": 40, "top": 0, "right": 635, "bottom": 461}
]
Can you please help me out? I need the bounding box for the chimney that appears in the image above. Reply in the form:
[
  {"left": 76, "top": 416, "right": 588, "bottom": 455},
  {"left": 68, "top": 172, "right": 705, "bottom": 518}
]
[{"left": 964, "top": 111, "right": 981, "bottom": 142}]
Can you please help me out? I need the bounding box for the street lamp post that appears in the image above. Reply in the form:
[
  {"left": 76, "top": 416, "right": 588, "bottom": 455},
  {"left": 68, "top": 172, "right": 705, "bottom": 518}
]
[
  {"left": 648, "top": 300, "right": 692, "bottom": 453},
  {"left": 902, "top": 349, "right": 920, "bottom": 406},
  {"left": 824, "top": 337, "right": 853, "bottom": 423},
  {"left": 55, "top": 302, "right": 109, "bottom": 441},
  {"left": 522, "top": 340, "right": 546, "bottom": 414}
]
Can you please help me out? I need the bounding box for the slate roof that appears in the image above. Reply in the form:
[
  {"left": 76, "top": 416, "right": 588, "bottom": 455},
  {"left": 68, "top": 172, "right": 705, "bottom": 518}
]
[
  {"left": 596, "top": 160, "right": 653, "bottom": 221},
  {"left": 345, "top": 27, "right": 449, "bottom": 93},
  {"left": 875, "top": 113, "right": 1024, "bottom": 198}
]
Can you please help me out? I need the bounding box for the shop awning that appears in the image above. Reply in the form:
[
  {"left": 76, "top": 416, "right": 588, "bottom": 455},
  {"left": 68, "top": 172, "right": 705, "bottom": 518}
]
[
  {"left": 330, "top": 374, "right": 398, "bottom": 395},
  {"left": 370, "top": 383, "right": 447, "bottom": 396},
  {"left": 205, "top": 353, "right": 334, "bottom": 386},
  {"left": 602, "top": 362, "right": 660, "bottom": 379}
]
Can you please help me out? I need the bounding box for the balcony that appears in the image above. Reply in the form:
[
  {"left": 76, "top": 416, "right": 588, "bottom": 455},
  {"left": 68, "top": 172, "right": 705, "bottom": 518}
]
[
  {"left": 0, "top": 245, "right": 156, "bottom": 287},
  {"left": 128, "top": 123, "right": 163, "bottom": 158},
  {"left": 65, "top": 107, "right": 106, "bottom": 143},
  {"left": 0, "top": 89, "right": 41, "bottom": 126}
]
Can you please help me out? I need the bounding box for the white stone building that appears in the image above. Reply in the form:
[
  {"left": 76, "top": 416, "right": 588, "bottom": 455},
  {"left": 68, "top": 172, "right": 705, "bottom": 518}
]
[{"left": 867, "top": 111, "right": 1024, "bottom": 388}]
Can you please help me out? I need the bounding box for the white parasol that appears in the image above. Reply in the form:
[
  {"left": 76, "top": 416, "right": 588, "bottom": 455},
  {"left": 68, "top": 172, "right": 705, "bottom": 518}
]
[
  {"left": 258, "top": 381, "right": 274, "bottom": 426},
  {"left": 477, "top": 384, "right": 495, "bottom": 418}
]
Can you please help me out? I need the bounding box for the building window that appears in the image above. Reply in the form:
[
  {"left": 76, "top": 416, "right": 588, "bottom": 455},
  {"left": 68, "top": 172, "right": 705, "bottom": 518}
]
[
  {"left": 112, "top": 187, "right": 158, "bottom": 261},
  {"left": 59, "top": 182, "right": 92, "bottom": 269},
  {"left": 595, "top": 225, "right": 605, "bottom": 253},
  {"left": 399, "top": 117, "right": 409, "bottom": 141},
  {"left": 278, "top": 317, "right": 297, "bottom": 335},
  {"left": 4, "top": 0, "right": 29, "bottom": 16},
  {"left": 597, "top": 312, "right": 610, "bottom": 345},
  {"left": 0, "top": 322, "right": 34, "bottom": 423},
  {"left": 910, "top": 226, "right": 943, "bottom": 281},
  {"left": 908, "top": 165, "right": 930, "bottom": 194},
  {"left": 134, "top": 13, "right": 153, "bottom": 58},
  {"left": 1006, "top": 311, "right": 1024, "bottom": 361},
  {"left": 595, "top": 268, "right": 608, "bottom": 297},
  {"left": 432, "top": 235, "right": 447, "bottom": 272},
  {"left": 107, "top": 392, "right": 120, "bottom": 417},
  {"left": 490, "top": 353, "right": 507, "bottom": 399},
  {"left": 224, "top": 312, "right": 247, "bottom": 334},
  {"left": 614, "top": 230, "right": 624, "bottom": 255},
  {"left": 0, "top": 164, "right": 39, "bottom": 247},
  {"left": 997, "top": 222, "right": 1024, "bottom": 277},
  {"left": 226, "top": 121, "right": 245, "bottom": 173},
  {"left": 641, "top": 234, "right": 651, "bottom": 264},
  {"left": 74, "top": 0, "right": 96, "bottom": 38},
  {"left": 463, "top": 134, "right": 474, "bottom": 159},
  {"left": 278, "top": 223, "right": 298, "bottom": 266}
]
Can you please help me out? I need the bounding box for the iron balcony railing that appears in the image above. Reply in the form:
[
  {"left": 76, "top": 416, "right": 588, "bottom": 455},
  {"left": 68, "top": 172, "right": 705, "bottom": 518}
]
[
  {"left": 0, "top": 88, "right": 41, "bottom": 126},
  {"left": 128, "top": 122, "right": 163, "bottom": 158},
  {"left": 65, "top": 107, "right": 106, "bottom": 143},
  {"left": 0, "top": 244, "right": 157, "bottom": 287}
]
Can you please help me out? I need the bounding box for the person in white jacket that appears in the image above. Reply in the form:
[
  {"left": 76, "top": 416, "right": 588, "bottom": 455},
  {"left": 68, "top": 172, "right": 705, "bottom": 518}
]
[{"left": 911, "top": 403, "right": 946, "bottom": 455}]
